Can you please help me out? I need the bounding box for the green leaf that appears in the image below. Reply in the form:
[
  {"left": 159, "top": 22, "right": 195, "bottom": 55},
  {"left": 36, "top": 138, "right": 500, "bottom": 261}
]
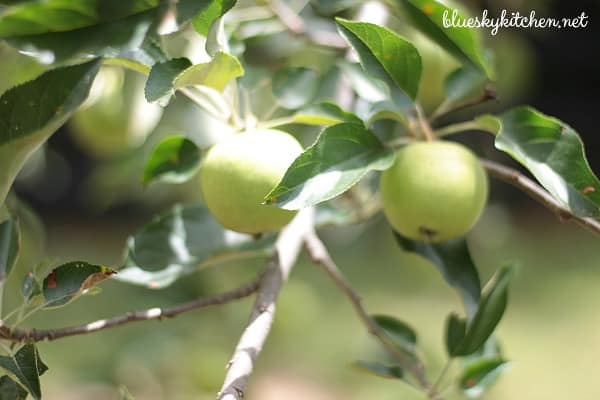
[
  {"left": 293, "top": 102, "right": 362, "bottom": 126},
  {"left": 0, "top": 375, "right": 28, "bottom": 400},
  {"left": 145, "top": 58, "right": 192, "bottom": 106},
  {"left": 264, "top": 123, "right": 395, "bottom": 210},
  {"left": 0, "top": 215, "right": 20, "bottom": 283},
  {"left": 366, "top": 100, "right": 410, "bottom": 126},
  {"left": 0, "top": 1, "right": 166, "bottom": 63},
  {"left": 457, "top": 264, "right": 516, "bottom": 356},
  {"left": 272, "top": 67, "right": 319, "bottom": 109},
  {"left": 0, "top": 344, "right": 47, "bottom": 400},
  {"left": 444, "top": 66, "right": 489, "bottom": 105},
  {"left": 460, "top": 357, "right": 508, "bottom": 398},
  {"left": 395, "top": 236, "right": 481, "bottom": 318},
  {"left": 353, "top": 360, "right": 404, "bottom": 380},
  {"left": 372, "top": 315, "right": 417, "bottom": 356},
  {"left": 42, "top": 261, "right": 116, "bottom": 308},
  {"left": 0, "top": 59, "right": 101, "bottom": 207},
  {"left": 190, "top": 0, "right": 236, "bottom": 36},
  {"left": 395, "top": 0, "right": 492, "bottom": 77},
  {"left": 494, "top": 107, "right": 600, "bottom": 218},
  {"left": 174, "top": 52, "right": 244, "bottom": 91},
  {"left": 143, "top": 135, "right": 201, "bottom": 186},
  {"left": 336, "top": 18, "right": 422, "bottom": 100},
  {"left": 21, "top": 271, "right": 41, "bottom": 301},
  {"left": 145, "top": 53, "right": 244, "bottom": 106},
  {"left": 116, "top": 204, "right": 274, "bottom": 289},
  {"left": 445, "top": 313, "right": 467, "bottom": 357}
]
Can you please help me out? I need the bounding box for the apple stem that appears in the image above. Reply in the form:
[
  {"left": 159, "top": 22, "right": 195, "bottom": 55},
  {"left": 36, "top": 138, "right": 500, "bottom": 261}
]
[{"left": 415, "top": 104, "right": 435, "bottom": 142}]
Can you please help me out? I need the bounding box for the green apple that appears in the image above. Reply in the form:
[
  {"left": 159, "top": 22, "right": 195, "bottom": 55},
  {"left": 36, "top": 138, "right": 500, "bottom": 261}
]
[
  {"left": 200, "top": 129, "right": 303, "bottom": 234},
  {"left": 69, "top": 67, "right": 163, "bottom": 159},
  {"left": 380, "top": 141, "right": 488, "bottom": 242}
]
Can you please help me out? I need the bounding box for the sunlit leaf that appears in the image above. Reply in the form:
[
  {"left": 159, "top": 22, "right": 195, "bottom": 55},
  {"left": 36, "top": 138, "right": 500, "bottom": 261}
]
[
  {"left": 0, "top": 344, "right": 47, "bottom": 400},
  {"left": 143, "top": 135, "right": 201, "bottom": 185},
  {"left": 336, "top": 18, "right": 422, "bottom": 100},
  {"left": 293, "top": 102, "right": 362, "bottom": 126},
  {"left": 188, "top": 0, "right": 236, "bottom": 36},
  {"left": 145, "top": 58, "right": 192, "bottom": 106},
  {"left": 42, "top": 261, "right": 116, "bottom": 308},
  {"left": 117, "top": 204, "right": 274, "bottom": 288},
  {"left": 264, "top": 123, "right": 395, "bottom": 210},
  {"left": 0, "top": 59, "right": 101, "bottom": 207},
  {"left": 493, "top": 107, "right": 600, "bottom": 218},
  {"left": 0, "top": 1, "right": 166, "bottom": 63},
  {"left": 395, "top": 236, "right": 481, "bottom": 318},
  {"left": 395, "top": 0, "right": 492, "bottom": 77}
]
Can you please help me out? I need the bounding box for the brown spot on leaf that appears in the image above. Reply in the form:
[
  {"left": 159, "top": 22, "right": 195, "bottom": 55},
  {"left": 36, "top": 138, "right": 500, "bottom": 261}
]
[
  {"left": 81, "top": 270, "right": 115, "bottom": 291},
  {"left": 149, "top": 281, "right": 160, "bottom": 289},
  {"left": 47, "top": 271, "right": 57, "bottom": 289},
  {"left": 465, "top": 378, "right": 477, "bottom": 388},
  {"left": 582, "top": 186, "right": 596, "bottom": 194},
  {"left": 422, "top": 2, "right": 435, "bottom": 14}
]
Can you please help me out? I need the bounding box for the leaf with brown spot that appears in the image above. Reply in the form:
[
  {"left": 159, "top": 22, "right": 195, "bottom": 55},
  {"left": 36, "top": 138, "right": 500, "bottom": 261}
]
[{"left": 42, "top": 262, "right": 116, "bottom": 308}]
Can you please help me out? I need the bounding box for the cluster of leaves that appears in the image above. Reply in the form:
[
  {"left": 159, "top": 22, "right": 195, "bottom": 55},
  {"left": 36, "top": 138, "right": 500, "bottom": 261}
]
[{"left": 0, "top": 0, "right": 599, "bottom": 399}]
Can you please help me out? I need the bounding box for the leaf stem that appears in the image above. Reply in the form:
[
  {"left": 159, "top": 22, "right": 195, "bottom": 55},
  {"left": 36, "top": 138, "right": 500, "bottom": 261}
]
[
  {"left": 415, "top": 105, "right": 435, "bottom": 142},
  {"left": 434, "top": 121, "right": 485, "bottom": 138},
  {"left": 256, "top": 116, "right": 296, "bottom": 129},
  {"left": 428, "top": 359, "right": 454, "bottom": 399}
]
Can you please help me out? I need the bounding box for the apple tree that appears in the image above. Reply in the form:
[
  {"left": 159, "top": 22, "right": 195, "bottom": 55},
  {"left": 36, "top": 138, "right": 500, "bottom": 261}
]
[{"left": 0, "top": 0, "right": 598, "bottom": 399}]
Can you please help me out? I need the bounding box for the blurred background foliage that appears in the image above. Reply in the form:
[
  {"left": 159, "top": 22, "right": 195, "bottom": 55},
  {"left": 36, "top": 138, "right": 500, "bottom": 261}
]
[{"left": 1, "top": 0, "right": 599, "bottom": 399}]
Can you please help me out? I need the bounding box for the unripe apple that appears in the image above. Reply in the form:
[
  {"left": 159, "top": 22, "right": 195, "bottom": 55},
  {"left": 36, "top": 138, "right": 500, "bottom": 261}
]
[
  {"left": 380, "top": 141, "right": 488, "bottom": 242},
  {"left": 200, "top": 129, "right": 303, "bottom": 234}
]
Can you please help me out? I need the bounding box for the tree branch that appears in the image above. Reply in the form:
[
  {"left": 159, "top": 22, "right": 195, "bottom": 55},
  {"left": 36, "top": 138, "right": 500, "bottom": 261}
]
[
  {"left": 0, "top": 279, "right": 261, "bottom": 343},
  {"left": 303, "top": 229, "right": 433, "bottom": 392},
  {"left": 216, "top": 208, "right": 314, "bottom": 400},
  {"left": 482, "top": 159, "right": 600, "bottom": 235}
]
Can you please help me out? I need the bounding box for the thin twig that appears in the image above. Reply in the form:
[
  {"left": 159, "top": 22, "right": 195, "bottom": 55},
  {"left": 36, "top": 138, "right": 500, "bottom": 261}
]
[
  {"left": 216, "top": 209, "right": 314, "bottom": 400},
  {"left": 482, "top": 159, "right": 600, "bottom": 235},
  {"left": 0, "top": 279, "right": 262, "bottom": 343},
  {"left": 415, "top": 105, "right": 435, "bottom": 142},
  {"left": 303, "top": 230, "right": 433, "bottom": 393}
]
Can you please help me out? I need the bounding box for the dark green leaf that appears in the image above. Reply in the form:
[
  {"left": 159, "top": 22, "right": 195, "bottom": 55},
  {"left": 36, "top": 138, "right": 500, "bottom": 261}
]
[
  {"left": 0, "top": 59, "right": 101, "bottom": 207},
  {"left": 336, "top": 18, "right": 422, "bottom": 100},
  {"left": 117, "top": 204, "right": 274, "bottom": 288},
  {"left": 395, "top": 235, "right": 481, "bottom": 318},
  {"left": 0, "top": 344, "right": 47, "bottom": 400},
  {"left": 264, "top": 123, "right": 395, "bottom": 210},
  {"left": 395, "top": 0, "right": 492, "bottom": 77},
  {"left": 42, "top": 261, "right": 116, "bottom": 308},
  {"left": 444, "top": 66, "right": 489, "bottom": 105},
  {"left": 372, "top": 315, "right": 417, "bottom": 356},
  {"left": 145, "top": 58, "right": 192, "bottom": 106},
  {"left": 143, "top": 135, "right": 201, "bottom": 185},
  {"left": 0, "top": 375, "right": 28, "bottom": 400},
  {"left": 190, "top": 0, "right": 236, "bottom": 36},
  {"left": 457, "top": 264, "right": 516, "bottom": 356},
  {"left": 293, "top": 102, "right": 362, "bottom": 126},
  {"left": 0, "top": 215, "right": 20, "bottom": 282},
  {"left": 353, "top": 360, "right": 404, "bottom": 380},
  {"left": 445, "top": 313, "right": 466, "bottom": 357},
  {"left": 460, "top": 357, "right": 508, "bottom": 398},
  {"left": 494, "top": 107, "right": 600, "bottom": 218},
  {"left": 272, "top": 67, "right": 319, "bottom": 109},
  {"left": 0, "top": 2, "right": 166, "bottom": 63}
]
